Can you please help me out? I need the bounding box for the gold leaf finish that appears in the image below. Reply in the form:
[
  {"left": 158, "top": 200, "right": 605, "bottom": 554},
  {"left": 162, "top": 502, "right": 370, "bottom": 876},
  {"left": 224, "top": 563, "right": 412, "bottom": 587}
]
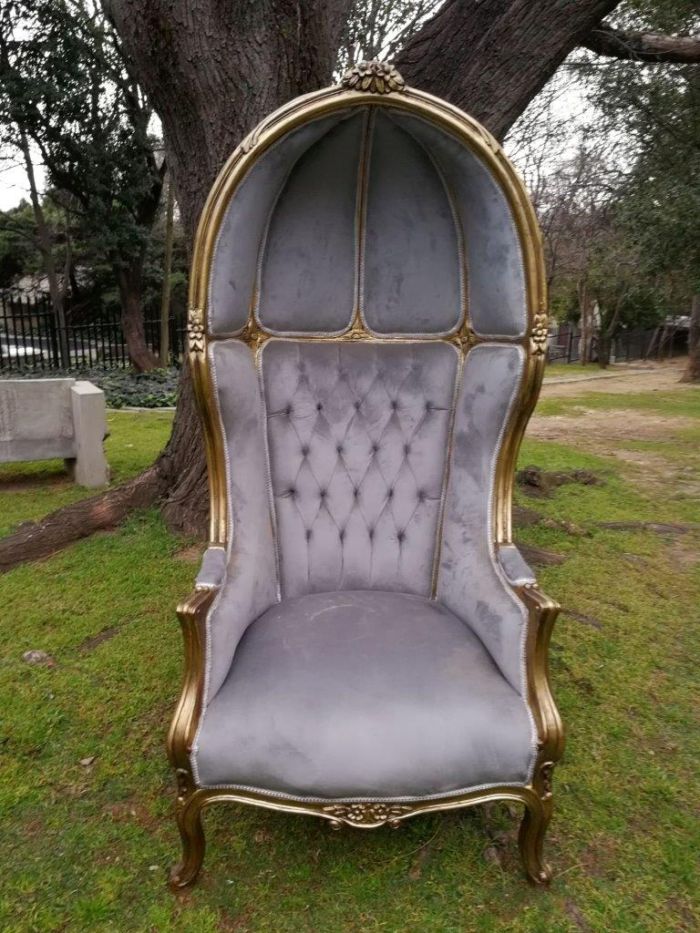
[
  {"left": 341, "top": 60, "right": 406, "bottom": 95},
  {"left": 169, "top": 72, "right": 563, "bottom": 890},
  {"left": 530, "top": 310, "right": 549, "bottom": 356},
  {"left": 187, "top": 307, "right": 206, "bottom": 354},
  {"left": 322, "top": 803, "right": 412, "bottom": 827}
]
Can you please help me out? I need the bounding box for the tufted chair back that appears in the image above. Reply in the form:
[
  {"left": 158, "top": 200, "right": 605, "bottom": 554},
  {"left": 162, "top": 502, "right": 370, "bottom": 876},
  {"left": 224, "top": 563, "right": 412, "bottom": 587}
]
[{"left": 189, "top": 82, "right": 546, "bottom": 698}]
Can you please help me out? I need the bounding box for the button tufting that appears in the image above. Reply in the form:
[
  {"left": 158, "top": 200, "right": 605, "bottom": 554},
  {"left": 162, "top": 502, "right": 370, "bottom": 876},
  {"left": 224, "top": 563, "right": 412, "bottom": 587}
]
[
  {"left": 354, "top": 401, "right": 361, "bottom": 410},
  {"left": 368, "top": 527, "right": 374, "bottom": 540},
  {"left": 336, "top": 443, "right": 344, "bottom": 454},
  {"left": 305, "top": 529, "right": 312, "bottom": 541},
  {"left": 371, "top": 442, "right": 379, "bottom": 453},
  {"left": 387, "top": 489, "right": 394, "bottom": 499},
  {"left": 397, "top": 530, "right": 406, "bottom": 543},
  {"left": 404, "top": 443, "right": 411, "bottom": 455},
  {"left": 339, "top": 529, "right": 345, "bottom": 541},
  {"left": 319, "top": 489, "right": 327, "bottom": 499},
  {"left": 418, "top": 489, "right": 426, "bottom": 502},
  {"left": 301, "top": 445, "right": 310, "bottom": 456},
  {"left": 353, "top": 487, "right": 359, "bottom": 499},
  {"left": 390, "top": 400, "right": 398, "bottom": 410},
  {"left": 316, "top": 402, "right": 323, "bottom": 411}
]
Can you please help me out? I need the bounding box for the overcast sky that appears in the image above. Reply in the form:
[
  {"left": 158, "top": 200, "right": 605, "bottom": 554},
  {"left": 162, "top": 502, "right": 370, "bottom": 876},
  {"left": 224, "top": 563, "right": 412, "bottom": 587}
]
[{"left": 0, "top": 65, "right": 591, "bottom": 214}]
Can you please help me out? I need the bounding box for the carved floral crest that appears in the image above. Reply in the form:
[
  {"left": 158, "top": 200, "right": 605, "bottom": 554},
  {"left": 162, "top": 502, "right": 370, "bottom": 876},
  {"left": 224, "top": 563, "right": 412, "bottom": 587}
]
[
  {"left": 530, "top": 310, "right": 549, "bottom": 356},
  {"left": 323, "top": 802, "right": 411, "bottom": 827},
  {"left": 341, "top": 60, "right": 405, "bottom": 95},
  {"left": 188, "top": 307, "right": 206, "bottom": 354}
]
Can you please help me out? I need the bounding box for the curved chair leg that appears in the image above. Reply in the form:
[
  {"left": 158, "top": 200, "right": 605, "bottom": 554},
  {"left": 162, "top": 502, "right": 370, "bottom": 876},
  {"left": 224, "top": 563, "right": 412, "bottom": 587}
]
[
  {"left": 518, "top": 796, "right": 553, "bottom": 885},
  {"left": 170, "top": 795, "right": 206, "bottom": 889}
]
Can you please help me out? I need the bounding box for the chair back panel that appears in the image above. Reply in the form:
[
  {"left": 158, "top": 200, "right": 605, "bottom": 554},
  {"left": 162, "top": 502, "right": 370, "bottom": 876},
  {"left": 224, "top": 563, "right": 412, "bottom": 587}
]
[
  {"left": 437, "top": 343, "right": 526, "bottom": 692},
  {"left": 260, "top": 339, "right": 459, "bottom": 598}
]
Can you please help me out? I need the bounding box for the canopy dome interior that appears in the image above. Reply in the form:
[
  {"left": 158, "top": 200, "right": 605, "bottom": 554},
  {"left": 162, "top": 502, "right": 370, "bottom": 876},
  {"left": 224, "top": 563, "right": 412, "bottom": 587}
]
[{"left": 207, "top": 104, "right": 530, "bottom": 339}]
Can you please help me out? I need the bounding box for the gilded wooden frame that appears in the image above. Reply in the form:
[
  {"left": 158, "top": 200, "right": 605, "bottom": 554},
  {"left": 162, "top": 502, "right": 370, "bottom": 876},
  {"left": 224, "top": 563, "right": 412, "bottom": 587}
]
[{"left": 168, "top": 62, "right": 564, "bottom": 890}]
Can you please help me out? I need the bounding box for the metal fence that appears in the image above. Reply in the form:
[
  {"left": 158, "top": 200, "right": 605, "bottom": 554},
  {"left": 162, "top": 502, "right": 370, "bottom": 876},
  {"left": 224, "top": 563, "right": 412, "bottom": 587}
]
[
  {"left": 0, "top": 294, "right": 186, "bottom": 371},
  {"left": 0, "top": 294, "right": 689, "bottom": 372},
  {"left": 547, "top": 323, "right": 687, "bottom": 364}
]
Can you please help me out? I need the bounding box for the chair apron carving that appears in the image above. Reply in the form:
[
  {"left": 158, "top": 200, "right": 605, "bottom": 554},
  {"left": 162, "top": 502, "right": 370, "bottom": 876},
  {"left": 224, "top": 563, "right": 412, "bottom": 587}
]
[{"left": 167, "top": 60, "right": 564, "bottom": 889}]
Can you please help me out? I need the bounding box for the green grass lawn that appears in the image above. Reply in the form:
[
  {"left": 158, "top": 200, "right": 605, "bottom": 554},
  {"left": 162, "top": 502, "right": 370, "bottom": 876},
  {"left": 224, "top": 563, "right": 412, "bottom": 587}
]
[{"left": 1, "top": 397, "right": 698, "bottom": 931}]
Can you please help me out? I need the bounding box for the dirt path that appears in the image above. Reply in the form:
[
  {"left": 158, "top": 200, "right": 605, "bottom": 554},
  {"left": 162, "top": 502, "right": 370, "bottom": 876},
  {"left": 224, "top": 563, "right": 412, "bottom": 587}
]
[
  {"left": 540, "top": 359, "right": 690, "bottom": 398},
  {"left": 528, "top": 360, "right": 699, "bottom": 505}
]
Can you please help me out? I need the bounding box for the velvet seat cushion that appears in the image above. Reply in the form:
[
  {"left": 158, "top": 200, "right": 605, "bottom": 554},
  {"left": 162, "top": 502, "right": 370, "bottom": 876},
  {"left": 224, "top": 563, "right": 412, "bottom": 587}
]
[{"left": 193, "top": 590, "right": 536, "bottom": 799}]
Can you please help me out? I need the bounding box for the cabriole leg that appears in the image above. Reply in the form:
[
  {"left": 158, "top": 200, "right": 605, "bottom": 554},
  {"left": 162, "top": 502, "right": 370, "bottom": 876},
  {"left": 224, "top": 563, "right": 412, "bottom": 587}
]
[
  {"left": 518, "top": 794, "right": 553, "bottom": 885},
  {"left": 170, "top": 794, "right": 205, "bottom": 889}
]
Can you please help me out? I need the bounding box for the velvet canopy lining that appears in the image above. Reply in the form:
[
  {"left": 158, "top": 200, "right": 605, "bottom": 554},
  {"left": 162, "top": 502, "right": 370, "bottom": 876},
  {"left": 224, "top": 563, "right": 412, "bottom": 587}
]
[{"left": 207, "top": 105, "right": 527, "bottom": 338}]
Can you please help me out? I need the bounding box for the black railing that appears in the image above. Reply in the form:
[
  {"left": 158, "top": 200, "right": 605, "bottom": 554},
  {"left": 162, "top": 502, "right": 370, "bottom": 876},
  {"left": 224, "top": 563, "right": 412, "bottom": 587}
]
[
  {"left": 0, "top": 295, "right": 688, "bottom": 372},
  {"left": 546, "top": 323, "right": 687, "bottom": 364},
  {"left": 0, "top": 294, "right": 186, "bottom": 371}
]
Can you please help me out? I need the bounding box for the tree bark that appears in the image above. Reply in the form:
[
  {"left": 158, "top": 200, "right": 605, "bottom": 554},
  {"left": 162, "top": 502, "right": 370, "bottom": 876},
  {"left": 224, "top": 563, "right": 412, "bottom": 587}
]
[
  {"left": 395, "top": 0, "right": 622, "bottom": 140},
  {"left": 115, "top": 256, "right": 160, "bottom": 372},
  {"left": 100, "top": 0, "right": 633, "bottom": 540},
  {"left": 584, "top": 23, "right": 700, "bottom": 64},
  {"left": 0, "top": 466, "right": 167, "bottom": 571},
  {"left": 681, "top": 293, "right": 700, "bottom": 383},
  {"left": 159, "top": 175, "right": 175, "bottom": 367},
  {"left": 2, "top": 0, "right": 641, "bottom": 569}
]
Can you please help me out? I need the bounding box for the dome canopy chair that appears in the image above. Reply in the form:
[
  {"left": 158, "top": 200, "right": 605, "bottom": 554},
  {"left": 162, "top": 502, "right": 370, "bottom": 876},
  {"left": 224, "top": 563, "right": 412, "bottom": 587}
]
[{"left": 168, "top": 61, "right": 564, "bottom": 889}]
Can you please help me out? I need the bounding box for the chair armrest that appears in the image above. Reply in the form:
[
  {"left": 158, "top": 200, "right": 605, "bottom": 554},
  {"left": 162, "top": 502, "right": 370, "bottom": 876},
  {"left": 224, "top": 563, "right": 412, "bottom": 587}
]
[
  {"left": 497, "top": 544, "right": 536, "bottom": 586},
  {"left": 195, "top": 546, "right": 227, "bottom": 590}
]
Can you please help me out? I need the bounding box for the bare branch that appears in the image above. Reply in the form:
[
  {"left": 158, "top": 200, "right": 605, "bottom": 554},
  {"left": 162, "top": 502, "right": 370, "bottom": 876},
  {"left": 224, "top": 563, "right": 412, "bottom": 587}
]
[{"left": 584, "top": 22, "right": 700, "bottom": 64}]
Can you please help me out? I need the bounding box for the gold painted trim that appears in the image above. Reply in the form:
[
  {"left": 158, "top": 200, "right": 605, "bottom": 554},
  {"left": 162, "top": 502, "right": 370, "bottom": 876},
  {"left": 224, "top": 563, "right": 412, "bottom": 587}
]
[
  {"left": 169, "top": 780, "right": 553, "bottom": 889},
  {"left": 341, "top": 60, "right": 406, "bottom": 96},
  {"left": 174, "top": 64, "right": 560, "bottom": 890},
  {"left": 188, "top": 84, "right": 546, "bottom": 544}
]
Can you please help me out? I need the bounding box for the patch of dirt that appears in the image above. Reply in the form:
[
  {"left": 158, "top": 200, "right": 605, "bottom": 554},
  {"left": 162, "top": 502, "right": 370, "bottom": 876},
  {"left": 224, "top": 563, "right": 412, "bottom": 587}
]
[
  {"left": 517, "top": 466, "right": 602, "bottom": 497},
  {"left": 175, "top": 544, "right": 202, "bottom": 563},
  {"left": 531, "top": 361, "right": 700, "bottom": 502},
  {"left": 599, "top": 521, "right": 695, "bottom": 534},
  {"left": 0, "top": 470, "right": 73, "bottom": 493},
  {"left": 561, "top": 608, "right": 603, "bottom": 630},
  {"left": 78, "top": 625, "right": 120, "bottom": 652},
  {"left": 541, "top": 358, "right": 689, "bottom": 398}
]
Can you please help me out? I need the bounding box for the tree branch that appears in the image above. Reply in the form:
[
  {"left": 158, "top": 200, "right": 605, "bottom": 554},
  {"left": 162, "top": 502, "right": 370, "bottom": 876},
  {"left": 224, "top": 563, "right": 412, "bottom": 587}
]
[
  {"left": 583, "top": 22, "right": 700, "bottom": 64},
  {"left": 395, "top": 0, "right": 621, "bottom": 141}
]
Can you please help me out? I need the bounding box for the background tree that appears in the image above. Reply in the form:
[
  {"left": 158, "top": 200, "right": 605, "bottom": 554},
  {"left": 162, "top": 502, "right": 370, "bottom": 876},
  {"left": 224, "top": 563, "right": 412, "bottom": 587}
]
[
  {"left": 1, "top": 0, "right": 698, "bottom": 567},
  {"left": 0, "top": 0, "right": 164, "bottom": 370}
]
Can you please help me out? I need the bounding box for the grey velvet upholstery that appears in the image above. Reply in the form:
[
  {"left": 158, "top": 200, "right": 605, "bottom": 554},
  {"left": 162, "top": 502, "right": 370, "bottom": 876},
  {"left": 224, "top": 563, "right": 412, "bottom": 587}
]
[
  {"left": 437, "top": 344, "right": 527, "bottom": 693},
  {"left": 209, "top": 112, "right": 351, "bottom": 335},
  {"left": 260, "top": 339, "right": 458, "bottom": 598},
  {"left": 498, "top": 544, "right": 536, "bottom": 586},
  {"left": 363, "top": 111, "right": 463, "bottom": 334},
  {"left": 196, "top": 99, "right": 540, "bottom": 802},
  {"left": 205, "top": 341, "right": 278, "bottom": 703},
  {"left": 259, "top": 113, "right": 362, "bottom": 334},
  {"left": 391, "top": 113, "right": 527, "bottom": 338},
  {"left": 193, "top": 590, "right": 536, "bottom": 797},
  {"left": 195, "top": 546, "right": 227, "bottom": 590},
  {"left": 208, "top": 106, "right": 525, "bottom": 338}
]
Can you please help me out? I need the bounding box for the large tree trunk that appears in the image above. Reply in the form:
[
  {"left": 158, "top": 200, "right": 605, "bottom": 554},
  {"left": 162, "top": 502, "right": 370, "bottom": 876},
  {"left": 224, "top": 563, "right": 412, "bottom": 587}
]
[
  {"left": 115, "top": 257, "right": 160, "bottom": 372},
  {"left": 681, "top": 293, "right": 700, "bottom": 383},
  {"left": 103, "top": 0, "right": 625, "bottom": 538},
  {"left": 0, "top": 0, "right": 630, "bottom": 570}
]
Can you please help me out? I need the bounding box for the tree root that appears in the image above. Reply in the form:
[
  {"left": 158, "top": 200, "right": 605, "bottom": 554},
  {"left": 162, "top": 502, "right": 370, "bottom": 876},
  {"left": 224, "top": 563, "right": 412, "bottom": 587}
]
[{"left": 0, "top": 465, "right": 168, "bottom": 572}]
